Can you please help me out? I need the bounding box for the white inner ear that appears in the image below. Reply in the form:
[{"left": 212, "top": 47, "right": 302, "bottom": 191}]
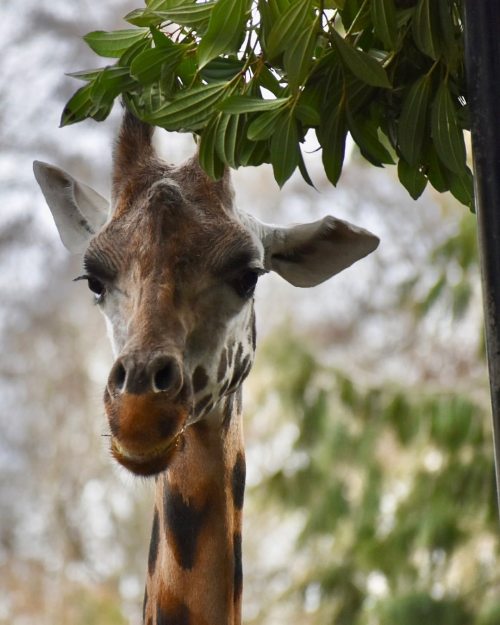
[
  {"left": 73, "top": 180, "right": 109, "bottom": 227},
  {"left": 33, "top": 161, "right": 109, "bottom": 254},
  {"left": 247, "top": 214, "right": 380, "bottom": 288}
]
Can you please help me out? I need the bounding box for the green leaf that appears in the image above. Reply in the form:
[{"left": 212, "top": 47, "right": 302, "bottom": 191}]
[
  {"left": 347, "top": 110, "right": 394, "bottom": 166},
  {"left": 130, "top": 45, "right": 184, "bottom": 85},
  {"left": 83, "top": 29, "right": 149, "bottom": 58},
  {"left": 176, "top": 54, "right": 198, "bottom": 86},
  {"left": 198, "top": 0, "right": 251, "bottom": 68},
  {"left": 199, "top": 115, "right": 226, "bottom": 179},
  {"left": 239, "top": 137, "right": 270, "bottom": 167},
  {"left": 146, "top": 0, "right": 190, "bottom": 9},
  {"left": 425, "top": 143, "right": 449, "bottom": 193},
  {"left": 146, "top": 81, "right": 229, "bottom": 130},
  {"left": 130, "top": 81, "right": 167, "bottom": 116},
  {"left": 316, "top": 101, "right": 347, "bottom": 186},
  {"left": 284, "top": 15, "right": 319, "bottom": 92},
  {"left": 297, "top": 148, "right": 315, "bottom": 188},
  {"left": 296, "top": 85, "right": 322, "bottom": 125},
  {"left": 218, "top": 96, "right": 290, "bottom": 114},
  {"left": 124, "top": 8, "right": 163, "bottom": 27},
  {"left": 270, "top": 113, "right": 299, "bottom": 186},
  {"left": 152, "top": 3, "right": 216, "bottom": 29},
  {"left": 398, "top": 75, "right": 431, "bottom": 166},
  {"left": 412, "top": 0, "right": 441, "bottom": 60},
  {"left": 448, "top": 166, "right": 475, "bottom": 210},
  {"left": 201, "top": 57, "right": 245, "bottom": 83},
  {"left": 247, "top": 109, "right": 283, "bottom": 141},
  {"left": 431, "top": 82, "right": 467, "bottom": 174},
  {"left": 266, "top": 0, "right": 314, "bottom": 60},
  {"left": 295, "top": 103, "right": 320, "bottom": 127},
  {"left": 118, "top": 38, "right": 152, "bottom": 67},
  {"left": 344, "top": 75, "right": 374, "bottom": 115},
  {"left": 437, "top": 0, "right": 459, "bottom": 64},
  {"left": 259, "top": 0, "right": 295, "bottom": 53},
  {"left": 150, "top": 28, "right": 174, "bottom": 49},
  {"left": 371, "top": 0, "right": 397, "bottom": 49},
  {"left": 60, "top": 83, "right": 95, "bottom": 126},
  {"left": 66, "top": 68, "right": 104, "bottom": 82},
  {"left": 398, "top": 159, "right": 428, "bottom": 200},
  {"left": 332, "top": 31, "right": 391, "bottom": 89},
  {"left": 255, "top": 64, "right": 284, "bottom": 97},
  {"left": 90, "top": 66, "right": 136, "bottom": 106},
  {"left": 215, "top": 113, "right": 234, "bottom": 165}
]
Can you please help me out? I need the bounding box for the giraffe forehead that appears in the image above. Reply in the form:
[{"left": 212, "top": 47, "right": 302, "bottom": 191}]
[{"left": 89, "top": 203, "right": 259, "bottom": 283}]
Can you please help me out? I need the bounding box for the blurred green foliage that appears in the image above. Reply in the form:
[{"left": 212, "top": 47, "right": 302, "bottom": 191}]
[
  {"left": 400, "top": 214, "right": 478, "bottom": 322},
  {"left": 252, "top": 327, "right": 498, "bottom": 624},
  {"left": 70, "top": 588, "right": 129, "bottom": 625}
]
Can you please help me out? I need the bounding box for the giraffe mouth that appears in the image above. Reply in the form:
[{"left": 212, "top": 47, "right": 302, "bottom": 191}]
[{"left": 110, "top": 427, "right": 186, "bottom": 476}]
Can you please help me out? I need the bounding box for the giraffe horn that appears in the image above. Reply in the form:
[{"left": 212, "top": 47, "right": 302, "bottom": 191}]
[{"left": 112, "top": 108, "right": 155, "bottom": 197}]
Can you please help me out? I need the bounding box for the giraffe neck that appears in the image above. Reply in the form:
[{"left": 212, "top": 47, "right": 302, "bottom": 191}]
[{"left": 143, "top": 390, "right": 245, "bottom": 625}]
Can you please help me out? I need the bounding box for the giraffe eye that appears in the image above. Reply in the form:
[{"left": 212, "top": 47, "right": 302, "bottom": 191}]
[
  {"left": 233, "top": 270, "right": 259, "bottom": 299},
  {"left": 74, "top": 274, "right": 106, "bottom": 302},
  {"left": 87, "top": 276, "right": 105, "bottom": 298}
]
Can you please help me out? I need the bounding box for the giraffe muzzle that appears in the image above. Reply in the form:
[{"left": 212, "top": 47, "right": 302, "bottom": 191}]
[{"left": 104, "top": 351, "right": 192, "bottom": 476}]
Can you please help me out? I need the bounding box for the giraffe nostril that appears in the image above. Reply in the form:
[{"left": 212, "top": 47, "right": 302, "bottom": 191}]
[
  {"left": 109, "top": 360, "right": 127, "bottom": 394},
  {"left": 153, "top": 363, "right": 175, "bottom": 392},
  {"left": 115, "top": 363, "right": 126, "bottom": 391}
]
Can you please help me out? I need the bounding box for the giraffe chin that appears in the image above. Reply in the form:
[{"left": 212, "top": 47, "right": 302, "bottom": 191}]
[{"left": 110, "top": 429, "right": 185, "bottom": 477}]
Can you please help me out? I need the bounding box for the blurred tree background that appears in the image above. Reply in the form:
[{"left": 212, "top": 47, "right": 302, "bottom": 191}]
[{"left": 1, "top": 1, "right": 498, "bottom": 624}]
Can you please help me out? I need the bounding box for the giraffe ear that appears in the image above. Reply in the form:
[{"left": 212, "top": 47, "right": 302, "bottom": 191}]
[
  {"left": 258, "top": 215, "right": 379, "bottom": 287},
  {"left": 33, "top": 161, "right": 109, "bottom": 254}
]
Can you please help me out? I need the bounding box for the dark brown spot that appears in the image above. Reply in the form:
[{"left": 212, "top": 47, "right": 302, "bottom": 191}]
[
  {"left": 217, "top": 348, "right": 227, "bottom": 382},
  {"left": 195, "top": 393, "right": 212, "bottom": 415},
  {"left": 227, "top": 343, "right": 234, "bottom": 367},
  {"left": 250, "top": 307, "right": 256, "bottom": 351},
  {"left": 231, "top": 453, "right": 246, "bottom": 510},
  {"left": 148, "top": 508, "right": 160, "bottom": 576},
  {"left": 233, "top": 532, "right": 243, "bottom": 601},
  {"left": 240, "top": 355, "right": 251, "bottom": 381},
  {"left": 147, "top": 618, "right": 152, "bottom": 625},
  {"left": 234, "top": 343, "right": 243, "bottom": 371},
  {"left": 192, "top": 365, "right": 209, "bottom": 393},
  {"left": 227, "top": 353, "right": 251, "bottom": 392},
  {"left": 235, "top": 387, "right": 243, "bottom": 414},
  {"left": 164, "top": 488, "right": 208, "bottom": 570},
  {"left": 219, "top": 378, "right": 230, "bottom": 397},
  {"left": 222, "top": 394, "right": 234, "bottom": 431}
]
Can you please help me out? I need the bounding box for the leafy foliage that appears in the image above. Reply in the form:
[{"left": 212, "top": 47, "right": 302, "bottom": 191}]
[
  {"left": 400, "top": 214, "right": 479, "bottom": 321},
  {"left": 61, "top": 0, "right": 472, "bottom": 206},
  {"left": 253, "top": 330, "right": 498, "bottom": 624}
]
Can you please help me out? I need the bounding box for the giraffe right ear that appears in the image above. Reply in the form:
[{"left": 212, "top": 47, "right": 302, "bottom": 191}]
[{"left": 33, "top": 161, "right": 109, "bottom": 254}]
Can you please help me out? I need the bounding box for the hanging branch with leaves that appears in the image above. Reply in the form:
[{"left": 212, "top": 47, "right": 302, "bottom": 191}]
[{"left": 62, "top": 0, "right": 472, "bottom": 208}]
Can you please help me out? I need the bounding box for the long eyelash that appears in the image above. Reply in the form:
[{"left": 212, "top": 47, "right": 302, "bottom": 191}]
[{"left": 73, "top": 274, "right": 105, "bottom": 305}]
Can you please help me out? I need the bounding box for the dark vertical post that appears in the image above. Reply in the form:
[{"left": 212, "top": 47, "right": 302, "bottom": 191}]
[{"left": 464, "top": 1, "right": 500, "bottom": 512}]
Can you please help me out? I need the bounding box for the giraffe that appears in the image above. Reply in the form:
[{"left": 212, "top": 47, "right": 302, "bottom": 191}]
[{"left": 33, "top": 111, "right": 379, "bottom": 625}]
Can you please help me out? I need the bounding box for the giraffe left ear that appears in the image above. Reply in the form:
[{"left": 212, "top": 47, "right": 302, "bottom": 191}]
[
  {"left": 33, "top": 161, "right": 109, "bottom": 253},
  {"left": 257, "top": 215, "right": 379, "bottom": 287}
]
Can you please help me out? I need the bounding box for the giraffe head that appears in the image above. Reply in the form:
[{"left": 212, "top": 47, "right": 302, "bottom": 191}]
[{"left": 34, "top": 112, "right": 378, "bottom": 477}]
